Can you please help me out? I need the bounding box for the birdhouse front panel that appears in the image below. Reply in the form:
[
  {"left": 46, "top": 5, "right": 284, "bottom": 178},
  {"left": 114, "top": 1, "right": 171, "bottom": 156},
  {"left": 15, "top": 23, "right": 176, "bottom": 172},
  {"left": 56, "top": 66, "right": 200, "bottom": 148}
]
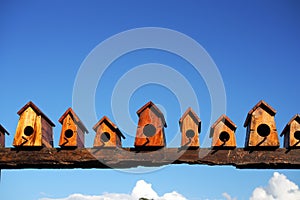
[
  {"left": 93, "top": 121, "right": 121, "bottom": 148},
  {"left": 211, "top": 120, "right": 236, "bottom": 148},
  {"left": 180, "top": 112, "right": 200, "bottom": 148},
  {"left": 246, "top": 107, "right": 279, "bottom": 147},
  {"left": 135, "top": 107, "right": 166, "bottom": 148},
  {"left": 59, "top": 114, "right": 80, "bottom": 147}
]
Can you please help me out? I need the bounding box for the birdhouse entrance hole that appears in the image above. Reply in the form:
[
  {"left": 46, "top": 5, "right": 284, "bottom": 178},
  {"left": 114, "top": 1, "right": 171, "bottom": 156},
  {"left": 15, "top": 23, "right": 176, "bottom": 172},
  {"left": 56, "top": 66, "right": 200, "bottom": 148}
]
[
  {"left": 24, "top": 126, "right": 34, "bottom": 137},
  {"left": 294, "top": 131, "right": 300, "bottom": 140},
  {"left": 101, "top": 132, "right": 110, "bottom": 142},
  {"left": 143, "top": 124, "right": 156, "bottom": 137},
  {"left": 219, "top": 131, "right": 230, "bottom": 142},
  {"left": 186, "top": 129, "right": 195, "bottom": 138},
  {"left": 257, "top": 124, "right": 270, "bottom": 137},
  {"left": 64, "top": 129, "right": 74, "bottom": 138}
]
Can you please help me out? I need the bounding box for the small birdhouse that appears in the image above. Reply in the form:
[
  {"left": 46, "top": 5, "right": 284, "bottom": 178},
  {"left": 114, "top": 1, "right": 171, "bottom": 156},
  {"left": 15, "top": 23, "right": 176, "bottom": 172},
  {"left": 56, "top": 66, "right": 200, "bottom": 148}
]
[
  {"left": 58, "top": 108, "right": 88, "bottom": 148},
  {"left": 179, "top": 107, "right": 201, "bottom": 149},
  {"left": 13, "top": 101, "right": 55, "bottom": 148},
  {"left": 93, "top": 116, "right": 125, "bottom": 148},
  {"left": 280, "top": 114, "right": 300, "bottom": 149},
  {"left": 134, "top": 101, "right": 167, "bottom": 149},
  {"left": 244, "top": 100, "right": 279, "bottom": 148},
  {"left": 0, "top": 124, "right": 9, "bottom": 148},
  {"left": 210, "top": 114, "right": 237, "bottom": 149}
]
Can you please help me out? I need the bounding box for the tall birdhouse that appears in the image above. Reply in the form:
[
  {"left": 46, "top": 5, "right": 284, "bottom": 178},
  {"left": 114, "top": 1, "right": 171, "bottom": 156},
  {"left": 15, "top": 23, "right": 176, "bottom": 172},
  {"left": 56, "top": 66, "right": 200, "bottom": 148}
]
[
  {"left": 280, "top": 114, "right": 300, "bottom": 149},
  {"left": 58, "top": 108, "right": 88, "bottom": 148},
  {"left": 210, "top": 114, "right": 237, "bottom": 149},
  {"left": 13, "top": 101, "right": 55, "bottom": 148},
  {"left": 0, "top": 124, "right": 9, "bottom": 148},
  {"left": 179, "top": 107, "right": 201, "bottom": 149},
  {"left": 93, "top": 116, "right": 125, "bottom": 148},
  {"left": 134, "top": 101, "right": 167, "bottom": 149},
  {"left": 244, "top": 100, "right": 279, "bottom": 148}
]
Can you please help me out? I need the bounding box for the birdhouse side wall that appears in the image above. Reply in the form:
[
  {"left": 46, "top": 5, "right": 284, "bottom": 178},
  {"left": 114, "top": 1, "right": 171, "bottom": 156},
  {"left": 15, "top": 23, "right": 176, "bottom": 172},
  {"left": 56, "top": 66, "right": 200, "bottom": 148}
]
[
  {"left": 135, "top": 108, "right": 165, "bottom": 147},
  {"left": 0, "top": 132, "right": 5, "bottom": 147},
  {"left": 76, "top": 127, "right": 84, "bottom": 148},
  {"left": 212, "top": 122, "right": 236, "bottom": 147},
  {"left": 59, "top": 114, "right": 78, "bottom": 147},
  {"left": 181, "top": 114, "right": 199, "bottom": 147},
  {"left": 247, "top": 107, "right": 279, "bottom": 147},
  {"left": 94, "top": 123, "right": 119, "bottom": 147},
  {"left": 41, "top": 117, "right": 54, "bottom": 147},
  {"left": 13, "top": 107, "right": 42, "bottom": 147},
  {"left": 288, "top": 120, "right": 300, "bottom": 148}
]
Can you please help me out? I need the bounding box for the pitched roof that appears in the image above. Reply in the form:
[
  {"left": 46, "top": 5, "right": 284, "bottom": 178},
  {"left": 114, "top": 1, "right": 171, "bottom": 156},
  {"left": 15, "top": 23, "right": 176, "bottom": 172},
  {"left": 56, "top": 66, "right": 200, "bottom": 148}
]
[
  {"left": 210, "top": 114, "right": 237, "bottom": 138},
  {"left": 93, "top": 116, "right": 125, "bottom": 139},
  {"left": 244, "top": 100, "right": 276, "bottom": 127},
  {"left": 280, "top": 114, "right": 300, "bottom": 136},
  {"left": 136, "top": 101, "right": 167, "bottom": 127},
  {"left": 179, "top": 107, "right": 201, "bottom": 133},
  {"left": 17, "top": 101, "right": 55, "bottom": 127},
  {"left": 0, "top": 124, "right": 9, "bottom": 135},
  {"left": 59, "top": 107, "right": 88, "bottom": 133}
]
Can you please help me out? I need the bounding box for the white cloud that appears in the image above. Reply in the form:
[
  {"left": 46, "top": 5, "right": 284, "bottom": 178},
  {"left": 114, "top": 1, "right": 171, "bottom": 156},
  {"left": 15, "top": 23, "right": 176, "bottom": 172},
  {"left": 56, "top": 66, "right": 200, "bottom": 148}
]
[
  {"left": 250, "top": 172, "right": 300, "bottom": 200},
  {"left": 222, "top": 192, "right": 236, "bottom": 200},
  {"left": 39, "top": 180, "right": 187, "bottom": 200}
]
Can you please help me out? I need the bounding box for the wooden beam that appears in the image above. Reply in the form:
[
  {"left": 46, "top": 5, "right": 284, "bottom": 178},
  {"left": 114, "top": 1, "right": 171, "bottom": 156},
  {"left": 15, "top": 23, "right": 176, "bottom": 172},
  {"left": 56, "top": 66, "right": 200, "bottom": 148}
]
[{"left": 0, "top": 148, "right": 299, "bottom": 169}]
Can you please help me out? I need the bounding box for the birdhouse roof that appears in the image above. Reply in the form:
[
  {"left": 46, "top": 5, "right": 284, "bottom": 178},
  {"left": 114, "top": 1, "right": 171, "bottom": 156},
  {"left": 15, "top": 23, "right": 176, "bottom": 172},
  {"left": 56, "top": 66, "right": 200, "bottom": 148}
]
[
  {"left": 179, "top": 107, "right": 201, "bottom": 124},
  {"left": 58, "top": 108, "right": 89, "bottom": 134},
  {"left": 17, "top": 101, "right": 55, "bottom": 127},
  {"left": 0, "top": 124, "right": 9, "bottom": 135},
  {"left": 243, "top": 100, "right": 277, "bottom": 127},
  {"left": 210, "top": 114, "right": 237, "bottom": 138},
  {"left": 93, "top": 116, "right": 125, "bottom": 139},
  {"left": 280, "top": 114, "right": 300, "bottom": 137},
  {"left": 136, "top": 101, "right": 167, "bottom": 127}
]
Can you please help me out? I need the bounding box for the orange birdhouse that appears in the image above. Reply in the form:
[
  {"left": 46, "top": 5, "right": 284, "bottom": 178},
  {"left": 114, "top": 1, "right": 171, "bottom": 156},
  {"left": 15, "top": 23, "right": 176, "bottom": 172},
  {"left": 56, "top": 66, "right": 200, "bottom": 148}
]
[
  {"left": 179, "top": 107, "right": 201, "bottom": 149},
  {"left": 0, "top": 124, "right": 9, "bottom": 148},
  {"left": 281, "top": 114, "right": 300, "bottom": 149},
  {"left": 13, "top": 101, "right": 55, "bottom": 148},
  {"left": 210, "top": 114, "right": 237, "bottom": 149},
  {"left": 134, "top": 101, "right": 167, "bottom": 149},
  {"left": 244, "top": 100, "right": 279, "bottom": 148},
  {"left": 58, "top": 108, "right": 88, "bottom": 148},
  {"left": 93, "top": 116, "right": 125, "bottom": 148}
]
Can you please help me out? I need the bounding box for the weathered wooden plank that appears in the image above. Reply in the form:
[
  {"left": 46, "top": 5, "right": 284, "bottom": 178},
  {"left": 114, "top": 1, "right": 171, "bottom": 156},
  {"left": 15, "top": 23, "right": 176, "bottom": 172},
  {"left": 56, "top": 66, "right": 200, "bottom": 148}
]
[{"left": 0, "top": 148, "right": 299, "bottom": 169}]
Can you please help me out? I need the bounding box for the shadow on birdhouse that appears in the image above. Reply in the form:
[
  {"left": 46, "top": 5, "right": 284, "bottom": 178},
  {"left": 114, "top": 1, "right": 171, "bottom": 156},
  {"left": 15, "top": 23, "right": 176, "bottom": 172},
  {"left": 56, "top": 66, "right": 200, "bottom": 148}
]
[
  {"left": 179, "top": 107, "right": 201, "bottom": 149},
  {"left": 134, "top": 101, "right": 167, "bottom": 150},
  {"left": 244, "top": 100, "right": 279, "bottom": 149},
  {"left": 280, "top": 114, "right": 300, "bottom": 149},
  {"left": 13, "top": 101, "right": 55, "bottom": 148},
  {"left": 210, "top": 114, "right": 237, "bottom": 149},
  {"left": 0, "top": 124, "right": 9, "bottom": 148},
  {"left": 58, "top": 108, "right": 88, "bottom": 149},
  {"left": 93, "top": 116, "right": 125, "bottom": 148}
]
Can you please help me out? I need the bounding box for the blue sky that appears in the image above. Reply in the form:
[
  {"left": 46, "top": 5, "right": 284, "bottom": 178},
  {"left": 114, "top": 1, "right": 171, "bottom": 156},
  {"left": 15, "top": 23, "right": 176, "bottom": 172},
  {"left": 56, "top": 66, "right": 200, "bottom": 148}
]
[{"left": 0, "top": 1, "right": 300, "bottom": 199}]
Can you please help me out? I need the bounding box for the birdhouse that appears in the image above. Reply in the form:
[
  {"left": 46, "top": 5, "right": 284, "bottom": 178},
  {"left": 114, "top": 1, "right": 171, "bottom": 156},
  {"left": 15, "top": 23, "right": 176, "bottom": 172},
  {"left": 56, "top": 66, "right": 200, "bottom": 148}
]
[
  {"left": 58, "top": 108, "right": 88, "bottom": 148},
  {"left": 244, "top": 100, "right": 279, "bottom": 148},
  {"left": 13, "top": 101, "right": 55, "bottom": 147},
  {"left": 280, "top": 114, "right": 300, "bottom": 149},
  {"left": 210, "top": 114, "right": 237, "bottom": 149},
  {"left": 0, "top": 124, "right": 9, "bottom": 148},
  {"left": 134, "top": 101, "right": 167, "bottom": 149},
  {"left": 93, "top": 116, "right": 125, "bottom": 148},
  {"left": 179, "top": 107, "right": 201, "bottom": 149}
]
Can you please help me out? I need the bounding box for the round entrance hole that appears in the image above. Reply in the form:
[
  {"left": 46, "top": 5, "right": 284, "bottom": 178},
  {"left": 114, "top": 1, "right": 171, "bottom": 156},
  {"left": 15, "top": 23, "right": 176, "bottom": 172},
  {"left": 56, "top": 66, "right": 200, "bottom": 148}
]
[
  {"left": 219, "top": 131, "right": 230, "bottom": 142},
  {"left": 64, "top": 129, "right": 74, "bottom": 138},
  {"left": 143, "top": 124, "right": 156, "bottom": 137},
  {"left": 101, "top": 132, "right": 111, "bottom": 143},
  {"left": 294, "top": 131, "right": 300, "bottom": 140},
  {"left": 186, "top": 129, "right": 195, "bottom": 138},
  {"left": 24, "top": 126, "right": 34, "bottom": 137},
  {"left": 257, "top": 124, "right": 271, "bottom": 137}
]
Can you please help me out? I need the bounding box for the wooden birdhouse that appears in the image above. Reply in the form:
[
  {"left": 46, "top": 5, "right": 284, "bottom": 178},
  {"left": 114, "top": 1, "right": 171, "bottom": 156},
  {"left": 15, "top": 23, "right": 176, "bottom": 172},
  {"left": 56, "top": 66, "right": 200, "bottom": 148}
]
[
  {"left": 0, "top": 124, "right": 9, "bottom": 148},
  {"left": 58, "top": 108, "right": 88, "bottom": 148},
  {"left": 93, "top": 116, "right": 125, "bottom": 148},
  {"left": 210, "top": 114, "right": 237, "bottom": 149},
  {"left": 280, "top": 114, "right": 300, "bottom": 149},
  {"left": 179, "top": 107, "right": 201, "bottom": 149},
  {"left": 134, "top": 101, "right": 167, "bottom": 149},
  {"left": 13, "top": 101, "right": 55, "bottom": 148},
  {"left": 244, "top": 100, "right": 279, "bottom": 148}
]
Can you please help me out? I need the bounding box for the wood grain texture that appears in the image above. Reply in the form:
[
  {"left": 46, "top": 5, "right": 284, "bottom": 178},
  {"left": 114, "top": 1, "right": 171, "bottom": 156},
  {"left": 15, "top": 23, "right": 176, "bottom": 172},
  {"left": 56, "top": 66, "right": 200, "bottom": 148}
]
[
  {"left": 0, "top": 124, "right": 9, "bottom": 148},
  {"left": 0, "top": 148, "right": 299, "bottom": 169},
  {"left": 59, "top": 114, "right": 79, "bottom": 147}
]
